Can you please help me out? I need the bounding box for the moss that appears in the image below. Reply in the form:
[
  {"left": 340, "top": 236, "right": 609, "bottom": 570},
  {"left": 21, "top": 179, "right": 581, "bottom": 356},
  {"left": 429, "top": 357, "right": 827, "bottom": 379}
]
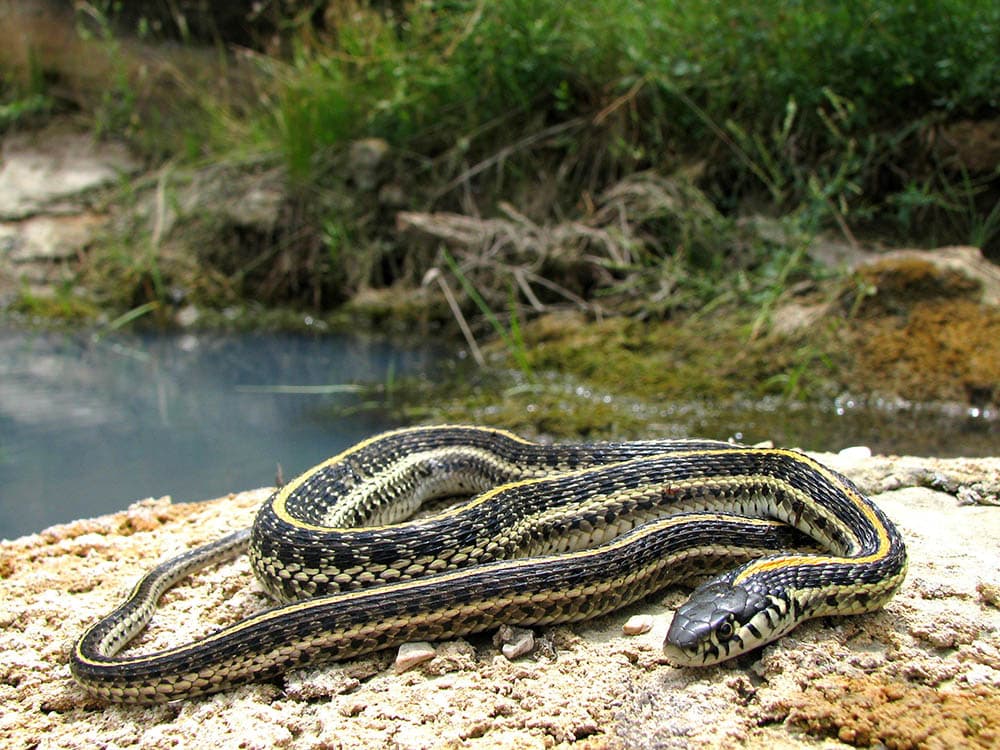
[
  {"left": 433, "top": 289, "right": 1000, "bottom": 443},
  {"left": 433, "top": 372, "right": 652, "bottom": 439},
  {"left": 332, "top": 286, "right": 452, "bottom": 334},
  {"left": 515, "top": 309, "right": 845, "bottom": 404},
  {"left": 427, "top": 306, "right": 853, "bottom": 440},
  {"left": 852, "top": 299, "right": 1000, "bottom": 404},
  {"left": 8, "top": 288, "right": 100, "bottom": 322}
]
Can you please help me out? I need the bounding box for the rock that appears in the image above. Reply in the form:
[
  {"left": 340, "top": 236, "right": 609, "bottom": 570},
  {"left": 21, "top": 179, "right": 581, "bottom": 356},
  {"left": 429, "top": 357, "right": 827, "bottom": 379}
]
[
  {"left": 0, "top": 214, "right": 103, "bottom": 264},
  {"left": 495, "top": 625, "right": 535, "bottom": 660},
  {"left": 837, "top": 445, "right": 872, "bottom": 462},
  {"left": 137, "top": 165, "right": 287, "bottom": 240},
  {"left": 1, "top": 453, "right": 999, "bottom": 748},
  {"left": 394, "top": 641, "right": 436, "bottom": 673},
  {"left": 175, "top": 304, "right": 200, "bottom": 328},
  {"left": 0, "top": 126, "right": 140, "bottom": 305},
  {"left": 622, "top": 614, "right": 654, "bottom": 635},
  {"left": 0, "top": 128, "right": 141, "bottom": 220},
  {"left": 978, "top": 582, "right": 1000, "bottom": 609},
  {"left": 0, "top": 214, "right": 105, "bottom": 295},
  {"left": 852, "top": 246, "right": 1000, "bottom": 309}
]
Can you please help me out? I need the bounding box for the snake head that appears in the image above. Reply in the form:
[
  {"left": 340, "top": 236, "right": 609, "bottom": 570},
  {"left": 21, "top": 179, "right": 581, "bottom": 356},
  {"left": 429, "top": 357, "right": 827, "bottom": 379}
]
[{"left": 663, "top": 580, "right": 785, "bottom": 666}]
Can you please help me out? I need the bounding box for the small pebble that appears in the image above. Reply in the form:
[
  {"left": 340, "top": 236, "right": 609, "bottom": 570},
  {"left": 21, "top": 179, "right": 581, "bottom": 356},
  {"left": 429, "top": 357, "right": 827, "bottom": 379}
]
[
  {"left": 622, "top": 614, "right": 653, "bottom": 635},
  {"left": 957, "top": 486, "right": 983, "bottom": 506},
  {"left": 496, "top": 625, "right": 535, "bottom": 659},
  {"left": 977, "top": 582, "right": 1000, "bottom": 609},
  {"left": 175, "top": 304, "right": 200, "bottom": 328},
  {"left": 394, "top": 641, "right": 436, "bottom": 673},
  {"left": 838, "top": 445, "right": 872, "bottom": 461}
]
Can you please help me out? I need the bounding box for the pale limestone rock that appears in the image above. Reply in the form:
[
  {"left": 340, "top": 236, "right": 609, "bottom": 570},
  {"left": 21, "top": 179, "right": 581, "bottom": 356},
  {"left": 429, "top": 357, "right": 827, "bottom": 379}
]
[
  {"left": 1, "top": 454, "right": 998, "bottom": 748},
  {"left": 622, "top": 614, "right": 654, "bottom": 636},
  {"left": 0, "top": 129, "right": 140, "bottom": 219},
  {"left": 394, "top": 641, "right": 436, "bottom": 673}
]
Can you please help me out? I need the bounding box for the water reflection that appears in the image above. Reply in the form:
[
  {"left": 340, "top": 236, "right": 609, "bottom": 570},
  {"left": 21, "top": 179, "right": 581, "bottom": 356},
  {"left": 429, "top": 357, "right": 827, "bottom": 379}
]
[{"left": 0, "top": 329, "right": 441, "bottom": 540}]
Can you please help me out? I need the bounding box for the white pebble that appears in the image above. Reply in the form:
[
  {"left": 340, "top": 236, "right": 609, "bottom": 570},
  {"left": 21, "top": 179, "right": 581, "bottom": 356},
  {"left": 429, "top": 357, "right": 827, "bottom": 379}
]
[
  {"left": 838, "top": 445, "right": 872, "bottom": 461},
  {"left": 622, "top": 614, "right": 653, "bottom": 635},
  {"left": 497, "top": 626, "right": 535, "bottom": 659},
  {"left": 394, "top": 641, "right": 436, "bottom": 673}
]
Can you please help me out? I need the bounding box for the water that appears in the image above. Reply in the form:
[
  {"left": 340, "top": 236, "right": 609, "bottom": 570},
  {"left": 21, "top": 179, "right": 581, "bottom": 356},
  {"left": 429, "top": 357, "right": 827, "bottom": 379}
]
[
  {"left": 0, "top": 328, "right": 442, "bottom": 540},
  {"left": 656, "top": 395, "right": 999, "bottom": 459},
  {"left": 2, "top": 328, "right": 996, "bottom": 541},
  {"left": 495, "top": 376, "right": 998, "bottom": 459}
]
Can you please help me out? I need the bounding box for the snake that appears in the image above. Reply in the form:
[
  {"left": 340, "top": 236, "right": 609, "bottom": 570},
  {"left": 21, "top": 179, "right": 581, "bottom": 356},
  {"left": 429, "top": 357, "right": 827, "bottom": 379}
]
[{"left": 71, "top": 425, "right": 907, "bottom": 703}]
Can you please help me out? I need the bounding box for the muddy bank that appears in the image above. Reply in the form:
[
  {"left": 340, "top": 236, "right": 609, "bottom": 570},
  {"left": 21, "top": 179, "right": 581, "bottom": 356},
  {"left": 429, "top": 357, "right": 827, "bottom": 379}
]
[
  {"left": 2, "top": 124, "right": 999, "bottom": 424},
  {"left": 456, "top": 246, "right": 1000, "bottom": 440},
  {"left": 1, "top": 450, "right": 998, "bottom": 749}
]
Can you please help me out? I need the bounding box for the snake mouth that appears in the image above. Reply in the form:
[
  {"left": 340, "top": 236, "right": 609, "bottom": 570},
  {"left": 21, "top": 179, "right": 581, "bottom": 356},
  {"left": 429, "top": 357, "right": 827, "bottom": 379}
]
[{"left": 662, "top": 640, "right": 713, "bottom": 667}]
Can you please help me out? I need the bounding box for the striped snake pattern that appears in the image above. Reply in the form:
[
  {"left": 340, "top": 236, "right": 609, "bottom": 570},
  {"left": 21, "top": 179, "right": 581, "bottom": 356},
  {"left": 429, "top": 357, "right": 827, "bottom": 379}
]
[{"left": 71, "top": 425, "right": 907, "bottom": 702}]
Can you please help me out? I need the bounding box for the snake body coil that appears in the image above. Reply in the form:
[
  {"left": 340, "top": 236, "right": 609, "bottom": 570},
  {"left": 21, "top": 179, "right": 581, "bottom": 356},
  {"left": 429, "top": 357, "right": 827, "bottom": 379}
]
[{"left": 71, "top": 425, "right": 907, "bottom": 702}]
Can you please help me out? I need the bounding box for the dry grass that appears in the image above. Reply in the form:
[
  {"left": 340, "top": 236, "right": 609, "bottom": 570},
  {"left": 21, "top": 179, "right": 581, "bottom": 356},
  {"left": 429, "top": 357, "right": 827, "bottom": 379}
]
[
  {"left": 400, "top": 171, "right": 729, "bottom": 323},
  {"left": 0, "top": 2, "right": 254, "bottom": 155}
]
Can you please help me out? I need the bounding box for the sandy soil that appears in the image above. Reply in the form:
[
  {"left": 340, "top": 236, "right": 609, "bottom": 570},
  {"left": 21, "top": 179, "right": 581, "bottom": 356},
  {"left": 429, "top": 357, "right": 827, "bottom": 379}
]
[{"left": 1, "top": 451, "right": 998, "bottom": 750}]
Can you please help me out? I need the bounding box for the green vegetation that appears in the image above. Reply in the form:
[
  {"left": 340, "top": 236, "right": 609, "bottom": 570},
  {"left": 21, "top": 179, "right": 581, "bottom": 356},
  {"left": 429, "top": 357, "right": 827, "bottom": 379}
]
[
  {"left": 259, "top": 1, "right": 999, "bottom": 228},
  {"left": 1, "top": 1, "right": 997, "bottom": 331},
  {"left": 423, "top": 306, "right": 852, "bottom": 438}
]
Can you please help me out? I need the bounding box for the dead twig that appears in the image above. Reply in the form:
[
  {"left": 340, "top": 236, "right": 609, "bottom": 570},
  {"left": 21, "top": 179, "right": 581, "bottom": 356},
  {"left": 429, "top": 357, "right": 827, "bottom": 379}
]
[{"left": 422, "top": 266, "right": 485, "bottom": 366}]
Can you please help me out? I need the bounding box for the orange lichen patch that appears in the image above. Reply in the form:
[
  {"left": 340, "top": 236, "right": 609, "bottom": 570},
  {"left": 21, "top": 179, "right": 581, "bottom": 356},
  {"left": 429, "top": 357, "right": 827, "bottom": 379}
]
[
  {"left": 775, "top": 676, "right": 999, "bottom": 749},
  {"left": 851, "top": 299, "right": 1000, "bottom": 404}
]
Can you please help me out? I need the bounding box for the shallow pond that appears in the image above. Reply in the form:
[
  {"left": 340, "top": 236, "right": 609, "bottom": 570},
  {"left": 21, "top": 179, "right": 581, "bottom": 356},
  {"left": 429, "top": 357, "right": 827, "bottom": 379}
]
[
  {"left": 0, "top": 328, "right": 442, "bottom": 539},
  {"left": 1, "top": 327, "right": 995, "bottom": 540}
]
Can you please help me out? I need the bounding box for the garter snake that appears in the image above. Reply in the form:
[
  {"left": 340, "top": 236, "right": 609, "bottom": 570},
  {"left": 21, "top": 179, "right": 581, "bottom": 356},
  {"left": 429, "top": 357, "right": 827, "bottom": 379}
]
[{"left": 71, "top": 425, "right": 907, "bottom": 702}]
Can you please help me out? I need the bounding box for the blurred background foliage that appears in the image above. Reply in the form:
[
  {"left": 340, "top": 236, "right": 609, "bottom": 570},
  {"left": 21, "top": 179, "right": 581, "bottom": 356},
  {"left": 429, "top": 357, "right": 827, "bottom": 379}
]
[{"left": 2, "top": 0, "right": 997, "bottom": 317}]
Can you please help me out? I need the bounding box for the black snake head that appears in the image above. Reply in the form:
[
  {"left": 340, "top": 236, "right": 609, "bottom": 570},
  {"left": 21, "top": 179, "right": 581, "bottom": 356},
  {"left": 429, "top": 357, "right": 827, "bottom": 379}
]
[{"left": 662, "top": 579, "right": 779, "bottom": 666}]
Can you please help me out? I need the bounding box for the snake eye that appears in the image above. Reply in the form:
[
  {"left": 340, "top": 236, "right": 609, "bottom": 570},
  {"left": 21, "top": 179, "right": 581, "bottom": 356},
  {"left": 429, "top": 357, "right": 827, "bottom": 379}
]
[{"left": 716, "top": 617, "right": 735, "bottom": 642}]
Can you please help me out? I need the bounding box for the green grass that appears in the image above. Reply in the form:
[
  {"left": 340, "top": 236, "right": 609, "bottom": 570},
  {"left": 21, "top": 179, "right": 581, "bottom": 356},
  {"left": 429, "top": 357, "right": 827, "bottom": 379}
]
[
  {"left": 252, "top": 1, "right": 997, "bottom": 262},
  {"left": 265, "top": 3, "right": 997, "bottom": 163},
  {"left": 4, "top": 1, "right": 997, "bottom": 324}
]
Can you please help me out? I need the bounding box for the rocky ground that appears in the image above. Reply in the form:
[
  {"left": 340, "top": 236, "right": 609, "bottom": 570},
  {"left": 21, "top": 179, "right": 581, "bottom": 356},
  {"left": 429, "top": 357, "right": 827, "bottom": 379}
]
[{"left": 1, "top": 449, "right": 998, "bottom": 749}]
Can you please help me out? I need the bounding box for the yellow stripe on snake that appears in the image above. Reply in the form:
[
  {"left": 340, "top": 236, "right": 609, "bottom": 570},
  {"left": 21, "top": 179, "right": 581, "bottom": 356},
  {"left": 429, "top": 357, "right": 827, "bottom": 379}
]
[{"left": 71, "top": 425, "right": 907, "bottom": 702}]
